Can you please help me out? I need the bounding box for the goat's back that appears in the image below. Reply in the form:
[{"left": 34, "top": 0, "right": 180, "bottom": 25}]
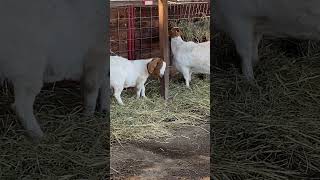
[
  {"left": 215, "top": 0, "right": 320, "bottom": 39},
  {"left": 173, "top": 40, "right": 210, "bottom": 74},
  {"left": 0, "top": 0, "right": 106, "bottom": 82}
]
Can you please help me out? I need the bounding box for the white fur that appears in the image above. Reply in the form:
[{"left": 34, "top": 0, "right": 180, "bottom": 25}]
[
  {"left": 0, "top": 0, "right": 107, "bottom": 140},
  {"left": 170, "top": 36, "right": 210, "bottom": 88},
  {"left": 110, "top": 55, "right": 166, "bottom": 105}
]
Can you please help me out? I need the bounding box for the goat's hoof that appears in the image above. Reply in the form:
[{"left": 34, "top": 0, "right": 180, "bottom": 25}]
[
  {"left": 244, "top": 76, "right": 256, "bottom": 84},
  {"left": 97, "top": 107, "right": 109, "bottom": 115},
  {"left": 83, "top": 109, "right": 95, "bottom": 116},
  {"left": 243, "top": 73, "right": 255, "bottom": 81},
  {"left": 96, "top": 103, "right": 108, "bottom": 113},
  {"left": 27, "top": 129, "right": 45, "bottom": 143},
  {"left": 97, "top": 107, "right": 108, "bottom": 113},
  {"left": 245, "top": 77, "right": 255, "bottom": 82}
]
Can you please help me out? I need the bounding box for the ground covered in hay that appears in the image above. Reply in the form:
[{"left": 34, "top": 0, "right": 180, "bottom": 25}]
[
  {"left": 0, "top": 81, "right": 108, "bottom": 179},
  {"left": 110, "top": 76, "right": 210, "bottom": 142},
  {"left": 110, "top": 76, "right": 210, "bottom": 179},
  {"left": 212, "top": 38, "right": 320, "bottom": 179}
]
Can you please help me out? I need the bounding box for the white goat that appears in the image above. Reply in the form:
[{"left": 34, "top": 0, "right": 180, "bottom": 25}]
[
  {"left": 170, "top": 27, "right": 210, "bottom": 88},
  {"left": 110, "top": 55, "right": 166, "bottom": 105}
]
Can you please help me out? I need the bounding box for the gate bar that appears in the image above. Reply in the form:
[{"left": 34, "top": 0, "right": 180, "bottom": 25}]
[{"left": 158, "top": 0, "right": 170, "bottom": 100}]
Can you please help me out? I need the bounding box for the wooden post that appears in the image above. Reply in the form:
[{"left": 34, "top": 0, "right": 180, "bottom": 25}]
[{"left": 158, "top": 0, "right": 170, "bottom": 99}]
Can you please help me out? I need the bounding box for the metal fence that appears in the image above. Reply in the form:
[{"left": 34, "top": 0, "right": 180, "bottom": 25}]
[{"left": 110, "top": 0, "right": 210, "bottom": 60}]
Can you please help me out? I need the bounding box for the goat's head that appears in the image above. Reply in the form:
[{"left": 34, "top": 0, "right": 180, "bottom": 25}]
[
  {"left": 147, "top": 57, "right": 166, "bottom": 79},
  {"left": 169, "top": 27, "right": 182, "bottom": 38}
]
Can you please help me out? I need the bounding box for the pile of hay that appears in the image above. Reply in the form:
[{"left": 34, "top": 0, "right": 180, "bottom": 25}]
[
  {"left": 110, "top": 76, "right": 210, "bottom": 143},
  {"left": 0, "top": 81, "right": 108, "bottom": 179},
  {"left": 212, "top": 36, "right": 320, "bottom": 179}
]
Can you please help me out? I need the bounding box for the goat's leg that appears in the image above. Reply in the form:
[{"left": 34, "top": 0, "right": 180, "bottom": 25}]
[
  {"left": 140, "top": 85, "right": 146, "bottom": 98},
  {"left": 228, "top": 19, "right": 255, "bottom": 80},
  {"left": 12, "top": 79, "right": 43, "bottom": 141},
  {"left": 97, "top": 80, "right": 108, "bottom": 113},
  {"left": 82, "top": 77, "right": 100, "bottom": 114},
  {"left": 189, "top": 71, "right": 192, "bottom": 82},
  {"left": 180, "top": 68, "right": 191, "bottom": 88},
  {"left": 113, "top": 87, "right": 124, "bottom": 105},
  {"left": 252, "top": 33, "right": 262, "bottom": 66},
  {"left": 136, "top": 83, "right": 147, "bottom": 99},
  {"left": 82, "top": 48, "right": 107, "bottom": 114},
  {"left": 137, "top": 84, "right": 147, "bottom": 99},
  {"left": 136, "top": 87, "right": 142, "bottom": 99},
  {"left": 97, "top": 64, "right": 109, "bottom": 113}
]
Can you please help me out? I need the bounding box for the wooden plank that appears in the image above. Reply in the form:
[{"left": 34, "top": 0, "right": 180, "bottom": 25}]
[
  {"left": 110, "top": 0, "right": 158, "bottom": 7},
  {"left": 110, "top": 0, "right": 209, "bottom": 7},
  {"left": 158, "top": 0, "right": 170, "bottom": 99}
]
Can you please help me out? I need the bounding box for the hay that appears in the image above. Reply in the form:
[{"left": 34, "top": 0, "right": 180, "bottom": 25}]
[
  {"left": 170, "top": 17, "right": 210, "bottom": 43},
  {"left": 0, "top": 81, "right": 108, "bottom": 179},
  {"left": 212, "top": 37, "right": 320, "bottom": 179},
  {"left": 111, "top": 76, "right": 210, "bottom": 143}
]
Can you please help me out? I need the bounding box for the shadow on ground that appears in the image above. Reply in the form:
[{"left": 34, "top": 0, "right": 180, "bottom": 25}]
[{"left": 111, "top": 125, "right": 210, "bottom": 179}]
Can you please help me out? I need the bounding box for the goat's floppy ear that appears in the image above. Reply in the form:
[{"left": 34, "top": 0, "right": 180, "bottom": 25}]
[
  {"left": 147, "top": 58, "right": 162, "bottom": 75},
  {"left": 169, "top": 27, "right": 174, "bottom": 37}
]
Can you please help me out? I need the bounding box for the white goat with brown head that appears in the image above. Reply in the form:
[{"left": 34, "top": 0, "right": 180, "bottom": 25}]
[
  {"left": 170, "top": 27, "right": 210, "bottom": 88},
  {"left": 110, "top": 55, "right": 166, "bottom": 105}
]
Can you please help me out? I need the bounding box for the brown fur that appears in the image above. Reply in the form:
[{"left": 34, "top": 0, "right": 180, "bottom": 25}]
[
  {"left": 147, "top": 57, "right": 164, "bottom": 78},
  {"left": 169, "top": 66, "right": 179, "bottom": 78},
  {"left": 169, "top": 27, "right": 182, "bottom": 38}
]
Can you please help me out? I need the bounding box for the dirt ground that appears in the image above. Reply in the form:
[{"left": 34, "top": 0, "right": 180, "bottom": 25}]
[{"left": 110, "top": 125, "right": 210, "bottom": 179}]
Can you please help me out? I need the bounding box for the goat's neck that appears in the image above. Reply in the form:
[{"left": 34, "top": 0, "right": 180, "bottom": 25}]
[
  {"left": 132, "top": 59, "right": 151, "bottom": 77},
  {"left": 171, "top": 36, "right": 184, "bottom": 52},
  {"left": 171, "top": 36, "right": 184, "bottom": 44}
]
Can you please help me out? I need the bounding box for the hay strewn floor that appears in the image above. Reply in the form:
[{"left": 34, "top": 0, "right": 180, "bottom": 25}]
[
  {"left": 110, "top": 76, "right": 210, "bottom": 143},
  {"left": 0, "top": 81, "right": 108, "bottom": 179},
  {"left": 212, "top": 41, "right": 320, "bottom": 179}
]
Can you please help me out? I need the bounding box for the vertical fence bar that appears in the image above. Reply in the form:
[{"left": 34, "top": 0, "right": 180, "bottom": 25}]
[
  {"left": 158, "top": 0, "right": 169, "bottom": 99},
  {"left": 127, "top": 6, "right": 132, "bottom": 59},
  {"left": 127, "top": 5, "right": 135, "bottom": 60}
]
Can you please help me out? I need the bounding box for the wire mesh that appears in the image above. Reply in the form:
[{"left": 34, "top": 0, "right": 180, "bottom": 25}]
[{"left": 110, "top": 0, "right": 210, "bottom": 60}]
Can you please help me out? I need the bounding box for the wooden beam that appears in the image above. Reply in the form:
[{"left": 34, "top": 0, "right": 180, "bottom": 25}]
[
  {"left": 158, "top": 0, "right": 170, "bottom": 100},
  {"left": 111, "top": 1, "right": 158, "bottom": 7}
]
